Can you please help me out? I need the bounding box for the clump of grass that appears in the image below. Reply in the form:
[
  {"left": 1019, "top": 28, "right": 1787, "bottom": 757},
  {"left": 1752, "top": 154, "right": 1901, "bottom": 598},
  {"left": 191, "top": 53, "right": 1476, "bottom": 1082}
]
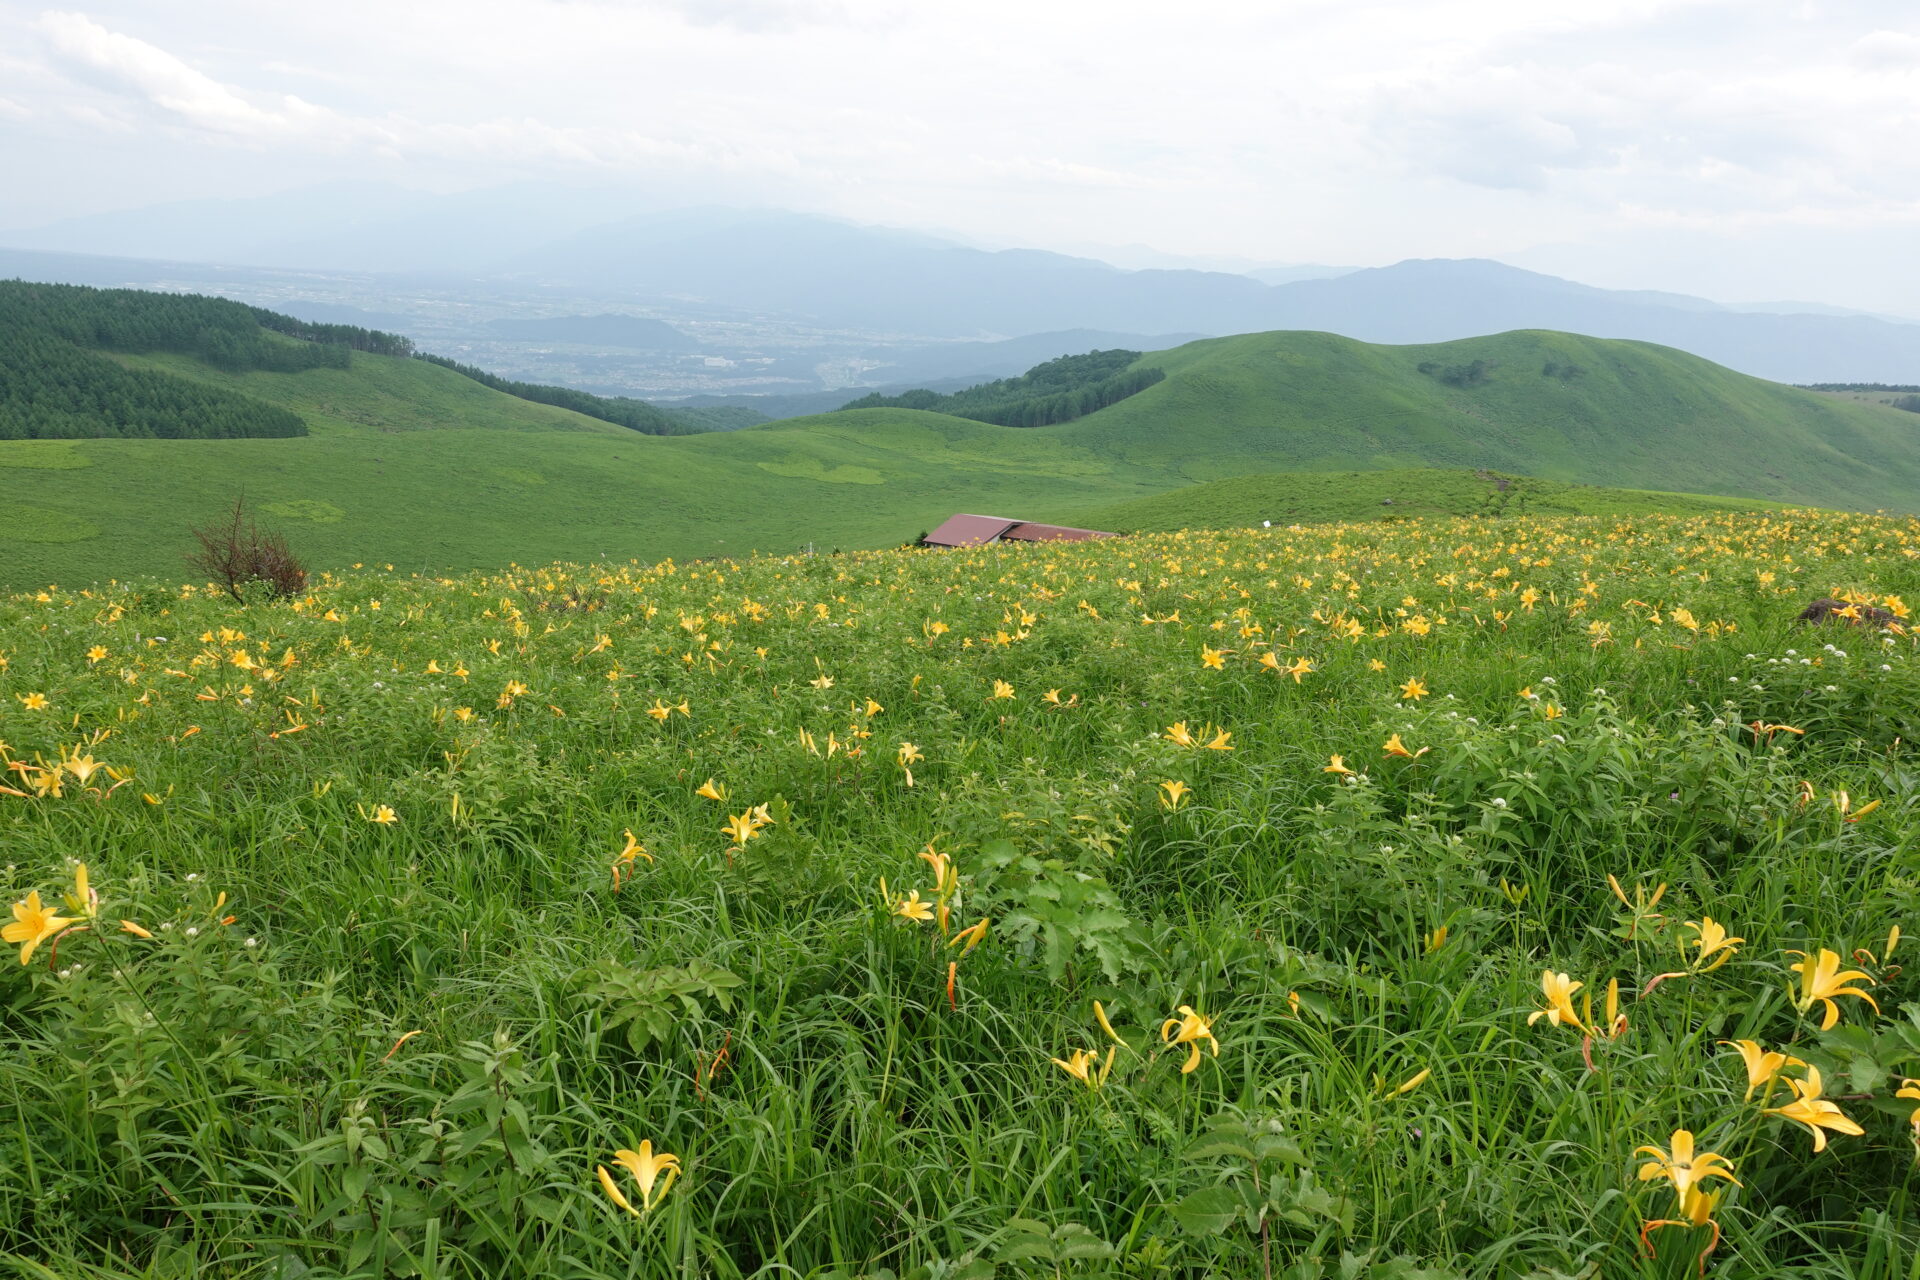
[{"left": 1, "top": 509, "right": 1917, "bottom": 1278}]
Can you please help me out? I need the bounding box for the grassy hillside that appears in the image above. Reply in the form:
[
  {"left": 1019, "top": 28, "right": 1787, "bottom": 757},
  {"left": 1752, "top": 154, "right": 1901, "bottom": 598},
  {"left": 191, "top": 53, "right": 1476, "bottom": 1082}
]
[
  {"left": 1038, "top": 329, "right": 1920, "bottom": 507},
  {"left": 6, "top": 326, "right": 1919, "bottom": 588},
  {"left": 1072, "top": 468, "right": 1788, "bottom": 532}
]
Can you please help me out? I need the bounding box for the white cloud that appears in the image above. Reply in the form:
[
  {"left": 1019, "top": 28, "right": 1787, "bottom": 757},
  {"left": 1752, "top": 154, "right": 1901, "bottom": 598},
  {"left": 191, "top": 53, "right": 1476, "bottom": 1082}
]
[{"left": 4, "top": 1, "right": 1919, "bottom": 309}]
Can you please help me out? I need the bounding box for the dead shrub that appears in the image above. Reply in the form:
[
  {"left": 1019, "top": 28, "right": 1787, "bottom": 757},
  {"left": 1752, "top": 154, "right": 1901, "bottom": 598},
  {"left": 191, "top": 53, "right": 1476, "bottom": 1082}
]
[{"left": 186, "top": 496, "right": 309, "bottom": 603}]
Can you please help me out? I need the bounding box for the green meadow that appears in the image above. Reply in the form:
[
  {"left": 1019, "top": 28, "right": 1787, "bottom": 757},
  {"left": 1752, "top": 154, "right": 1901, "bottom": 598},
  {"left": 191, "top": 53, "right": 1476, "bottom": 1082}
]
[
  {"left": 2, "top": 510, "right": 1919, "bottom": 1277},
  {"left": 5, "top": 327, "right": 1919, "bottom": 588}
]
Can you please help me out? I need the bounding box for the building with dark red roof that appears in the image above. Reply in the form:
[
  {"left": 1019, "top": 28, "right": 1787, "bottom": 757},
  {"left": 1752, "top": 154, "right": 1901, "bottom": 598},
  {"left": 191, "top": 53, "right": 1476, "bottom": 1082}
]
[{"left": 922, "top": 514, "right": 1116, "bottom": 548}]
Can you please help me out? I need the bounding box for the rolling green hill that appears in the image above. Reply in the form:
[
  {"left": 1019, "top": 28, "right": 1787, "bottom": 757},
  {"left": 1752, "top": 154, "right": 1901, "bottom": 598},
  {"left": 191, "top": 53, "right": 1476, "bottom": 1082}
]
[
  {"left": 4, "top": 318, "right": 1918, "bottom": 589},
  {"left": 1071, "top": 468, "right": 1787, "bottom": 534},
  {"left": 1033, "top": 329, "right": 1920, "bottom": 505}
]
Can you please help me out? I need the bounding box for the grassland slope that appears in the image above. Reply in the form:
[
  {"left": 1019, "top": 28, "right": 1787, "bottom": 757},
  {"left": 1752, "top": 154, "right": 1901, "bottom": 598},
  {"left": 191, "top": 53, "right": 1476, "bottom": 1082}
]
[
  {"left": 1034, "top": 329, "right": 1920, "bottom": 508},
  {"left": 1072, "top": 468, "right": 1789, "bottom": 532},
  {"left": 5, "top": 325, "right": 1917, "bottom": 588}
]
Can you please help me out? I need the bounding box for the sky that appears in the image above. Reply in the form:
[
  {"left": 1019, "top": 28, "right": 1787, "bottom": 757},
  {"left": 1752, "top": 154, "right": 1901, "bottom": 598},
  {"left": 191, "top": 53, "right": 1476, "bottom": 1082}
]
[{"left": 2, "top": 1, "right": 1918, "bottom": 312}]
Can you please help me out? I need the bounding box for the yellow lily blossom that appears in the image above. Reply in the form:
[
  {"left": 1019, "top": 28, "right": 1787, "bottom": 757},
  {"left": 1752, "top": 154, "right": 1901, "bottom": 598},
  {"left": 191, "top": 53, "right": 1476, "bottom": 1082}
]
[
  {"left": 1203, "top": 728, "right": 1233, "bottom": 751},
  {"left": 609, "top": 1141, "right": 681, "bottom": 1210},
  {"left": 894, "top": 891, "right": 935, "bottom": 922},
  {"left": 1527, "top": 971, "right": 1587, "bottom": 1033},
  {"left": 1159, "top": 1004, "right": 1219, "bottom": 1073},
  {"left": 370, "top": 805, "right": 399, "bottom": 825},
  {"left": 1158, "top": 780, "right": 1191, "bottom": 809},
  {"left": 1381, "top": 734, "right": 1428, "bottom": 759},
  {"left": 1424, "top": 925, "right": 1448, "bottom": 953},
  {"left": 917, "top": 845, "right": 957, "bottom": 893},
  {"left": 720, "top": 811, "right": 761, "bottom": 846},
  {"left": 694, "top": 778, "right": 727, "bottom": 802},
  {"left": 1283, "top": 656, "right": 1314, "bottom": 682},
  {"left": 615, "top": 830, "right": 652, "bottom": 866},
  {"left": 1164, "top": 722, "right": 1197, "bottom": 747},
  {"left": 1636, "top": 1129, "right": 1739, "bottom": 1200},
  {"left": 1683, "top": 917, "right": 1743, "bottom": 972},
  {"left": 119, "top": 919, "right": 154, "bottom": 940},
  {"left": 1199, "top": 646, "right": 1226, "bottom": 669},
  {"left": 1786, "top": 948, "right": 1878, "bottom": 1029},
  {"left": 1323, "top": 755, "right": 1355, "bottom": 776},
  {"left": 1764, "top": 1066, "right": 1864, "bottom": 1151},
  {"left": 1050, "top": 1045, "right": 1116, "bottom": 1089},
  {"left": 988, "top": 679, "right": 1016, "bottom": 700},
  {"left": 1398, "top": 677, "right": 1429, "bottom": 700},
  {"left": 5, "top": 891, "right": 78, "bottom": 965},
  {"left": 1719, "top": 1039, "right": 1804, "bottom": 1101}
]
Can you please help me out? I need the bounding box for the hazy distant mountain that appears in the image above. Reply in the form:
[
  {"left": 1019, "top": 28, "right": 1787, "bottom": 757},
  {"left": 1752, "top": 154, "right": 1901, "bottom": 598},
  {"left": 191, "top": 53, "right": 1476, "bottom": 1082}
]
[
  {"left": 487, "top": 314, "right": 699, "bottom": 351},
  {"left": 9, "top": 189, "right": 1920, "bottom": 381}
]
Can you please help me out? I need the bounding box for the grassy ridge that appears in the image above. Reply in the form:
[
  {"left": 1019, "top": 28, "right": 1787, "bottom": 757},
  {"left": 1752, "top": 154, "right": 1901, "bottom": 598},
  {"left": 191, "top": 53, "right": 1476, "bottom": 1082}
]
[
  {"left": 2, "top": 511, "right": 1917, "bottom": 1276},
  {"left": 5, "top": 328, "right": 1919, "bottom": 587},
  {"left": 1073, "top": 468, "right": 1788, "bottom": 532},
  {"left": 1045, "top": 330, "right": 1920, "bottom": 505}
]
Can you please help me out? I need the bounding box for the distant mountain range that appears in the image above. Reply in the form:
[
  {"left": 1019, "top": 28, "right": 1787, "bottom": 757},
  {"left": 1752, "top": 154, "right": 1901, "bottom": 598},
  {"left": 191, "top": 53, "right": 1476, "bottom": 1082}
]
[{"left": 4, "top": 186, "right": 1919, "bottom": 383}]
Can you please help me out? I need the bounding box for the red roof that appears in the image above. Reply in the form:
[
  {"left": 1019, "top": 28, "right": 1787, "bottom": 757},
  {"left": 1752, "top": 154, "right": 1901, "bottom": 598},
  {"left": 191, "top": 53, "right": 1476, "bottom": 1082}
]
[
  {"left": 923, "top": 514, "right": 1020, "bottom": 547},
  {"left": 922, "top": 513, "right": 1114, "bottom": 547},
  {"left": 1003, "top": 522, "right": 1113, "bottom": 543}
]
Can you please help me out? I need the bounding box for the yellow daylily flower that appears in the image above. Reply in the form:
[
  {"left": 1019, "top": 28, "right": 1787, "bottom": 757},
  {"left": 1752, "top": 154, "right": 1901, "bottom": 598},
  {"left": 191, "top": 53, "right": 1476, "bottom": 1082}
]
[
  {"left": 1323, "top": 755, "right": 1355, "bottom": 776},
  {"left": 1158, "top": 780, "right": 1191, "bottom": 809},
  {"left": 1199, "top": 646, "right": 1227, "bottom": 670},
  {"left": 1683, "top": 917, "right": 1743, "bottom": 972},
  {"left": 119, "top": 919, "right": 154, "bottom": 940},
  {"left": 1283, "top": 656, "right": 1314, "bottom": 682},
  {"left": 4, "top": 891, "right": 78, "bottom": 965},
  {"left": 369, "top": 805, "right": 398, "bottom": 825},
  {"left": 1381, "top": 734, "right": 1427, "bottom": 759},
  {"left": 1719, "top": 1039, "right": 1804, "bottom": 1101},
  {"left": 1764, "top": 1066, "right": 1865, "bottom": 1152},
  {"left": 1164, "top": 722, "right": 1197, "bottom": 747},
  {"left": 1398, "top": 677, "right": 1429, "bottom": 701},
  {"left": 894, "top": 891, "right": 935, "bottom": 922},
  {"left": 988, "top": 680, "right": 1016, "bottom": 700},
  {"left": 1203, "top": 728, "right": 1233, "bottom": 751},
  {"left": 1159, "top": 1004, "right": 1219, "bottom": 1074},
  {"left": 1527, "top": 971, "right": 1587, "bottom": 1033},
  {"left": 1786, "top": 948, "right": 1878, "bottom": 1029},
  {"left": 1050, "top": 1046, "right": 1116, "bottom": 1089},
  {"left": 694, "top": 778, "right": 727, "bottom": 802},
  {"left": 721, "top": 811, "right": 761, "bottom": 846},
  {"left": 1635, "top": 1129, "right": 1740, "bottom": 1200},
  {"left": 917, "top": 845, "right": 957, "bottom": 893},
  {"left": 609, "top": 1141, "right": 681, "bottom": 1210}
]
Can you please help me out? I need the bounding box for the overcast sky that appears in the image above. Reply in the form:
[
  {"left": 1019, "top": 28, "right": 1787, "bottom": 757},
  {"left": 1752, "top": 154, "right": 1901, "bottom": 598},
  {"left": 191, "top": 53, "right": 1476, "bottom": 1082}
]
[{"left": 2, "top": 1, "right": 1917, "bottom": 311}]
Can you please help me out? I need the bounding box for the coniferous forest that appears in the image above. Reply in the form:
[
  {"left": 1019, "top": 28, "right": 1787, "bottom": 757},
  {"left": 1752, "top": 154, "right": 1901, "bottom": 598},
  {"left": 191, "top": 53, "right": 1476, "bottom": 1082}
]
[
  {"left": 841, "top": 348, "right": 1166, "bottom": 427},
  {"left": 0, "top": 280, "right": 416, "bottom": 440}
]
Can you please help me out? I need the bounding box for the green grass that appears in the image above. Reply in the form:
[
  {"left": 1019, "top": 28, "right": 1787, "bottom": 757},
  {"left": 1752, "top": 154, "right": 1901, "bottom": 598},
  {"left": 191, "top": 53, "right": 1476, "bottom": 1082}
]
[
  {"left": 6, "top": 328, "right": 1919, "bottom": 588},
  {"left": 2, "top": 510, "right": 1918, "bottom": 1278},
  {"left": 1072, "top": 468, "right": 1789, "bottom": 532}
]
